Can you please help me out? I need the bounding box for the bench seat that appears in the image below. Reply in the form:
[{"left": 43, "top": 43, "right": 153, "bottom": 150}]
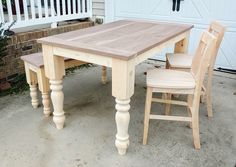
[
  {"left": 21, "top": 52, "right": 107, "bottom": 117},
  {"left": 21, "top": 52, "right": 73, "bottom": 68}
]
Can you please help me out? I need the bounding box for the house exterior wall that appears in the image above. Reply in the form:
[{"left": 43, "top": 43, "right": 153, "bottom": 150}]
[
  {"left": 92, "top": 0, "right": 105, "bottom": 18},
  {"left": 0, "top": 21, "right": 94, "bottom": 81},
  {"left": 104, "top": 0, "right": 236, "bottom": 70}
]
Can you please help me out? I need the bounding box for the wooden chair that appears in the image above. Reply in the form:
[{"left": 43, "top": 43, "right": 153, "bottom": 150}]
[
  {"left": 143, "top": 31, "right": 217, "bottom": 149},
  {"left": 166, "top": 21, "right": 226, "bottom": 117},
  {"left": 21, "top": 53, "right": 107, "bottom": 117}
]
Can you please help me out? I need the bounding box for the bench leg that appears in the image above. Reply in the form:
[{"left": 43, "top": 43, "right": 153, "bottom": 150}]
[
  {"left": 50, "top": 79, "right": 65, "bottom": 129},
  {"left": 30, "top": 84, "right": 39, "bottom": 109},
  {"left": 101, "top": 66, "right": 107, "bottom": 84},
  {"left": 42, "top": 92, "right": 51, "bottom": 117},
  {"left": 37, "top": 68, "right": 51, "bottom": 117},
  {"left": 24, "top": 62, "right": 39, "bottom": 108}
]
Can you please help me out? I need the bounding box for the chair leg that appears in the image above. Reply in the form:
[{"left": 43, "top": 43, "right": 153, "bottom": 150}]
[
  {"left": 143, "top": 87, "right": 153, "bottom": 145},
  {"left": 200, "top": 86, "right": 206, "bottom": 103},
  {"left": 192, "top": 111, "right": 201, "bottom": 149},
  {"left": 42, "top": 92, "right": 51, "bottom": 117},
  {"left": 206, "top": 69, "right": 213, "bottom": 117},
  {"left": 187, "top": 94, "right": 193, "bottom": 128},
  {"left": 166, "top": 59, "right": 170, "bottom": 69},
  {"left": 191, "top": 95, "right": 201, "bottom": 149},
  {"left": 30, "top": 84, "right": 39, "bottom": 109},
  {"left": 101, "top": 66, "right": 107, "bottom": 84},
  {"left": 165, "top": 93, "right": 171, "bottom": 115}
]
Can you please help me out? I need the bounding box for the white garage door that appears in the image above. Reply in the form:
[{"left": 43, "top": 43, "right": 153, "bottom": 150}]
[{"left": 105, "top": 0, "right": 236, "bottom": 70}]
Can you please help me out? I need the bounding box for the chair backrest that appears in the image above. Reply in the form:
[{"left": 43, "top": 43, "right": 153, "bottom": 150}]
[
  {"left": 191, "top": 31, "right": 217, "bottom": 87},
  {"left": 207, "top": 21, "right": 226, "bottom": 67}
]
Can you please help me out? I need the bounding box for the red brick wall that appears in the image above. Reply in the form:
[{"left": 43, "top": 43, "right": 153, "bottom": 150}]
[{"left": 0, "top": 21, "right": 94, "bottom": 81}]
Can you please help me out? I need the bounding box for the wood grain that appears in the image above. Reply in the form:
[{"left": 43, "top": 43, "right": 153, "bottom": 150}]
[
  {"left": 38, "top": 20, "right": 193, "bottom": 60},
  {"left": 21, "top": 52, "right": 72, "bottom": 67}
]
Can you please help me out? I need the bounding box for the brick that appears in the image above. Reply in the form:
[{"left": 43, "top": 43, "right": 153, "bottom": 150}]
[
  {"left": 0, "top": 21, "right": 94, "bottom": 81},
  {"left": 0, "top": 81, "right": 11, "bottom": 91}
]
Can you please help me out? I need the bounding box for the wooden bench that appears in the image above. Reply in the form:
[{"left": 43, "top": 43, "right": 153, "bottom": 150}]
[{"left": 21, "top": 53, "right": 107, "bottom": 117}]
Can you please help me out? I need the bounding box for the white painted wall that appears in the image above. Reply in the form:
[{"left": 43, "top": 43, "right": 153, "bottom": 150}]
[
  {"left": 105, "top": 0, "right": 236, "bottom": 70},
  {"left": 92, "top": 0, "right": 105, "bottom": 18}
]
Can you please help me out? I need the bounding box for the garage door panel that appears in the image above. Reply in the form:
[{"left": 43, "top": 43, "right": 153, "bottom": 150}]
[
  {"left": 150, "top": 0, "right": 172, "bottom": 17},
  {"left": 188, "top": 28, "right": 202, "bottom": 53},
  {"left": 187, "top": 28, "right": 236, "bottom": 69},
  {"left": 175, "top": 0, "right": 203, "bottom": 19},
  {"left": 210, "top": 1, "right": 236, "bottom": 21},
  {"left": 111, "top": 0, "right": 236, "bottom": 69},
  {"left": 116, "top": 0, "right": 148, "bottom": 14},
  {"left": 215, "top": 49, "right": 233, "bottom": 69},
  {"left": 217, "top": 33, "right": 236, "bottom": 69}
]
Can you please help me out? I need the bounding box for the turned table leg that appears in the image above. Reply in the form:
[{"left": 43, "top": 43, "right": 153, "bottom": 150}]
[
  {"left": 42, "top": 45, "right": 66, "bottom": 129},
  {"left": 50, "top": 80, "right": 65, "bottom": 129},
  {"left": 115, "top": 98, "right": 130, "bottom": 155},
  {"left": 112, "top": 58, "right": 135, "bottom": 155}
]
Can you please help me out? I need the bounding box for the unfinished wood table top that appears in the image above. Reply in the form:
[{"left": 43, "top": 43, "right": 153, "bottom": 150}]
[{"left": 38, "top": 20, "right": 193, "bottom": 60}]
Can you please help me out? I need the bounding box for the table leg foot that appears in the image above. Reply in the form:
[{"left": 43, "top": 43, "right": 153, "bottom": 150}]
[
  {"left": 50, "top": 80, "right": 65, "bottom": 129},
  {"left": 115, "top": 98, "right": 130, "bottom": 155}
]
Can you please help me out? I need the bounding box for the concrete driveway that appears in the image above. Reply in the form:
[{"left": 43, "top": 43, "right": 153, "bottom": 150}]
[{"left": 0, "top": 61, "right": 235, "bottom": 167}]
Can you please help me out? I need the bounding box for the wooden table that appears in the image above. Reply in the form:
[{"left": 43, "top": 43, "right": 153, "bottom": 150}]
[{"left": 38, "top": 20, "right": 193, "bottom": 155}]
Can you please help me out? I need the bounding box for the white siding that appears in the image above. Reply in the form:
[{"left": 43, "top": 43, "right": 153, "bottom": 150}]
[
  {"left": 105, "top": 0, "right": 236, "bottom": 70},
  {"left": 92, "top": 0, "right": 105, "bottom": 18}
]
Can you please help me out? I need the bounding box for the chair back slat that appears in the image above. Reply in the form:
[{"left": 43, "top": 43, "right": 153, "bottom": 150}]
[
  {"left": 191, "top": 31, "right": 217, "bottom": 86},
  {"left": 207, "top": 21, "right": 226, "bottom": 67}
]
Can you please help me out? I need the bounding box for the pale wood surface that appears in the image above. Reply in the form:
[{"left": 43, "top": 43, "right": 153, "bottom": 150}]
[
  {"left": 22, "top": 52, "right": 88, "bottom": 118},
  {"left": 174, "top": 31, "right": 190, "bottom": 53},
  {"left": 21, "top": 53, "right": 45, "bottom": 67},
  {"left": 38, "top": 20, "right": 193, "bottom": 60},
  {"left": 149, "top": 115, "right": 192, "bottom": 122},
  {"left": 166, "top": 53, "right": 192, "bottom": 68},
  {"left": 143, "top": 87, "right": 152, "bottom": 145},
  {"left": 21, "top": 52, "right": 73, "bottom": 68},
  {"left": 147, "top": 69, "right": 195, "bottom": 89},
  {"left": 29, "top": 84, "right": 39, "bottom": 109},
  {"left": 165, "top": 21, "right": 226, "bottom": 117},
  {"left": 39, "top": 20, "right": 193, "bottom": 155},
  {"left": 101, "top": 66, "right": 107, "bottom": 84},
  {"left": 144, "top": 31, "right": 217, "bottom": 149},
  {"left": 167, "top": 21, "right": 225, "bottom": 70},
  {"left": 42, "top": 92, "right": 51, "bottom": 117}
]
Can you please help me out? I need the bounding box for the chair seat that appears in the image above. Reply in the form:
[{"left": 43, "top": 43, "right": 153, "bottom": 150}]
[
  {"left": 147, "top": 69, "right": 195, "bottom": 89},
  {"left": 166, "top": 53, "right": 193, "bottom": 69},
  {"left": 21, "top": 52, "right": 71, "bottom": 68}
]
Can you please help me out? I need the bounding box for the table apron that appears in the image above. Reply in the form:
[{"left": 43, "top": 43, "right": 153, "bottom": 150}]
[
  {"left": 51, "top": 31, "right": 189, "bottom": 68},
  {"left": 134, "top": 31, "right": 190, "bottom": 65},
  {"left": 53, "top": 47, "right": 113, "bottom": 68}
]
